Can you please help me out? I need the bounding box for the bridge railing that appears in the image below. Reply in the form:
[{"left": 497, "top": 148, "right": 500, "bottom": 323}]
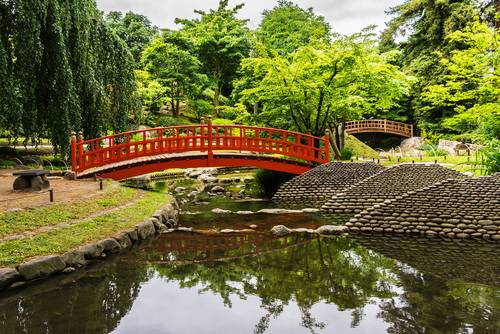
[
  {"left": 71, "top": 117, "right": 330, "bottom": 173},
  {"left": 345, "top": 119, "right": 413, "bottom": 137}
]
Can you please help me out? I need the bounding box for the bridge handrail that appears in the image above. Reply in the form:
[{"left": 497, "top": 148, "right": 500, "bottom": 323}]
[
  {"left": 345, "top": 119, "right": 413, "bottom": 137},
  {"left": 71, "top": 118, "right": 330, "bottom": 173}
]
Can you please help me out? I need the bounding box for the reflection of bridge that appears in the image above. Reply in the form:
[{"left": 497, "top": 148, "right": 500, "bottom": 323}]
[
  {"left": 345, "top": 120, "right": 413, "bottom": 138},
  {"left": 142, "top": 232, "right": 312, "bottom": 264},
  {"left": 72, "top": 118, "right": 330, "bottom": 180}
]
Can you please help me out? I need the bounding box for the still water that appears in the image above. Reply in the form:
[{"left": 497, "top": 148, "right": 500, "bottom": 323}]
[{"left": 0, "top": 203, "right": 498, "bottom": 333}]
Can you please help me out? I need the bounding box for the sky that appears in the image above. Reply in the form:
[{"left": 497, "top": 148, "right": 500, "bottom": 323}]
[{"left": 95, "top": 0, "right": 403, "bottom": 36}]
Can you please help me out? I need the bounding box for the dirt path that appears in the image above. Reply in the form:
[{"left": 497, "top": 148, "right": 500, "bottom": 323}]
[{"left": 0, "top": 169, "right": 110, "bottom": 212}]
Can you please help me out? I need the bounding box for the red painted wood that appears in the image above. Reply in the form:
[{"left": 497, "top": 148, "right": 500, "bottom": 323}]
[{"left": 72, "top": 122, "right": 329, "bottom": 177}]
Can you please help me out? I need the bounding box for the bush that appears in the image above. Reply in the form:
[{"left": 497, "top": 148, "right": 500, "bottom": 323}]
[
  {"left": 340, "top": 147, "right": 353, "bottom": 160},
  {"left": 420, "top": 144, "right": 448, "bottom": 157},
  {"left": 483, "top": 141, "right": 500, "bottom": 175},
  {"left": 249, "top": 169, "right": 295, "bottom": 198}
]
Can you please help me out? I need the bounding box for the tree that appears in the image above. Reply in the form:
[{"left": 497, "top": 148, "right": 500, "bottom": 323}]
[
  {"left": 420, "top": 21, "right": 499, "bottom": 142},
  {"left": 380, "top": 0, "right": 481, "bottom": 132},
  {"left": 106, "top": 11, "right": 159, "bottom": 67},
  {"left": 141, "top": 34, "right": 206, "bottom": 116},
  {"left": 237, "top": 32, "right": 410, "bottom": 158},
  {"left": 175, "top": 0, "right": 250, "bottom": 117},
  {"left": 0, "top": 0, "right": 141, "bottom": 154},
  {"left": 258, "top": 0, "right": 331, "bottom": 56}
]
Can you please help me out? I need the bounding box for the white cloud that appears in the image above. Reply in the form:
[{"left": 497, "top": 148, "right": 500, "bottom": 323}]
[{"left": 96, "top": 0, "right": 402, "bottom": 36}]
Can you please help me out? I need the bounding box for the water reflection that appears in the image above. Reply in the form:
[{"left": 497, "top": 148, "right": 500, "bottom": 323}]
[{"left": 0, "top": 233, "right": 498, "bottom": 333}]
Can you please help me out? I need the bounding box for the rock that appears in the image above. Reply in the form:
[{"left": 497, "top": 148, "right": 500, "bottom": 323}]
[
  {"left": 176, "top": 227, "right": 193, "bottom": 232},
  {"left": 270, "top": 225, "right": 292, "bottom": 237},
  {"left": 187, "top": 191, "right": 199, "bottom": 199},
  {"left": 136, "top": 221, "right": 155, "bottom": 240},
  {"left": 113, "top": 233, "right": 132, "bottom": 249},
  {"left": 17, "top": 255, "right": 66, "bottom": 280},
  {"left": 212, "top": 208, "right": 232, "bottom": 214},
  {"left": 165, "top": 219, "right": 177, "bottom": 228},
  {"left": 62, "top": 267, "right": 76, "bottom": 274},
  {"left": 236, "top": 211, "right": 254, "bottom": 215},
  {"left": 174, "top": 187, "right": 186, "bottom": 193},
  {"left": 78, "top": 243, "right": 105, "bottom": 259},
  {"left": 220, "top": 229, "right": 236, "bottom": 233},
  {"left": 64, "top": 171, "right": 77, "bottom": 180},
  {"left": 258, "top": 208, "right": 302, "bottom": 214},
  {"left": 302, "top": 208, "right": 320, "bottom": 213},
  {"left": 315, "top": 225, "right": 348, "bottom": 235},
  {"left": 243, "top": 177, "right": 254, "bottom": 183},
  {"left": 0, "top": 268, "right": 20, "bottom": 289},
  {"left": 293, "top": 228, "right": 315, "bottom": 233},
  {"left": 211, "top": 186, "right": 225, "bottom": 193},
  {"left": 149, "top": 217, "right": 163, "bottom": 231},
  {"left": 219, "top": 178, "right": 233, "bottom": 184},
  {"left": 249, "top": 225, "right": 258, "bottom": 229},
  {"left": 126, "top": 229, "right": 139, "bottom": 242},
  {"left": 62, "top": 250, "right": 87, "bottom": 268},
  {"left": 99, "top": 238, "right": 122, "bottom": 253}
]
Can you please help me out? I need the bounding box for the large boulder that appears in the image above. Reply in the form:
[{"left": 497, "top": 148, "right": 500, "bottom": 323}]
[
  {"left": 98, "top": 238, "right": 122, "bottom": 253},
  {"left": 271, "top": 225, "right": 292, "bottom": 237},
  {"left": 78, "top": 243, "right": 105, "bottom": 259},
  {"left": 17, "top": 255, "right": 66, "bottom": 280},
  {"left": 315, "top": 225, "right": 349, "bottom": 235},
  {"left": 0, "top": 268, "right": 20, "bottom": 289},
  {"left": 136, "top": 221, "right": 155, "bottom": 240},
  {"left": 62, "top": 250, "right": 87, "bottom": 268}
]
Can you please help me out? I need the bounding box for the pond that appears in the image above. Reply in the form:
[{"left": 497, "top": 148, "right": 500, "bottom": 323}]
[{"left": 0, "top": 194, "right": 498, "bottom": 333}]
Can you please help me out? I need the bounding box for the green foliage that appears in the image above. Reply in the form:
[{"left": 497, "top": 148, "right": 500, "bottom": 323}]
[
  {"left": 175, "top": 0, "right": 251, "bottom": 116},
  {"left": 236, "top": 30, "right": 411, "bottom": 150},
  {"left": 420, "top": 144, "right": 448, "bottom": 157},
  {"left": 344, "top": 135, "right": 379, "bottom": 159},
  {"left": 258, "top": 0, "right": 330, "bottom": 56},
  {"left": 483, "top": 140, "right": 500, "bottom": 174},
  {"left": 106, "top": 11, "right": 159, "bottom": 67},
  {"left": 0, "top": 0, "right": 141, "bottom": 155},
  {"left": 141, "top": 33, "right": 207, "bottom": 116},
  {"left": 420, "top": 21, "right": 499, "bottom": 143},
  {"left": 249, "top": 169, "right": 295, "bottom": 198},
  {"left": 340, "top": 147, "right": 354, "bottom": 161}
]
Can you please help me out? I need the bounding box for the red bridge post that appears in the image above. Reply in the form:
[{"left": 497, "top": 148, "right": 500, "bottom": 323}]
[
  {"left": 324, "top": 129, "right": 330, "bottom": 162},
  {"left": 207, "top": 116, "right": 213, "bottom": 162},
  {"left": 70, "top": 131, "right": 77, "bottom": 172},
  {"left": 78, "top": 131, "right": 84, "bottom": 172}
]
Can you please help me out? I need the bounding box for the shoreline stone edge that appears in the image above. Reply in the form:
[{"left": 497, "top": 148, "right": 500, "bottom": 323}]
[{"left": 0, "top": 198, "right": 180, "bottom": 291}]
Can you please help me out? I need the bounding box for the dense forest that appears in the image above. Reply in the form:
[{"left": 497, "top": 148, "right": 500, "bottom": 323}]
[{"left": 0, "top": 0, "right": 498, "bottom": 158}]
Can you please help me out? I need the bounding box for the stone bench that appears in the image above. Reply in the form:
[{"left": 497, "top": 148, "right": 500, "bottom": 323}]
[{"left": 13, "top": 170, "right": 50, "bottom": 192}]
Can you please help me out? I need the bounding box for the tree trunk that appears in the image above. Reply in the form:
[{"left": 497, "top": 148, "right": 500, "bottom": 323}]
[
  {"left": 339, "top": 121, "right": 346, "bottom": 151},
  {"left": 328, "top": 124, "right": 341, "bottom": 160},
  {"left": 175, "top": 99, "right": 180, "bottom": 116},
  {"left": 213, "top": 83, "right": 221, "bottom": 118},
  {"left": 253, "top": 102, "right": 259, "bottom": 115}
]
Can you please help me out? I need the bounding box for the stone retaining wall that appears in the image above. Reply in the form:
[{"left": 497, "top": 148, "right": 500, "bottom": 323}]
[
  {"left": 321, "top": 164, "right": 464, "bottom": 213},
  {"left": 0, "top": 199, "right": 180, "bottom": 290},
  {"left": 273, "top": 162, "right": 384, "bottom": 206},
  {"left": 346, "top": 174, "right": 500, "bottom": 241}
]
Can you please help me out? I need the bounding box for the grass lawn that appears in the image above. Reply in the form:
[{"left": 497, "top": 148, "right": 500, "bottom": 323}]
[{"left": 0, "top": 187, "right": 172, "bottom": 266}]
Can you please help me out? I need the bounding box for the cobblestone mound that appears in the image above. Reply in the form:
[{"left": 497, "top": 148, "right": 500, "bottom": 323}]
[
  {"left": 351, "top": 234, "right": 500, "bottom": 285},
  {"left": 321, "top": 164, "right": 463, "bottom": 213},
  {"left": 346, "top": 174, "right": 500, "bottom": 241},
  {"left": 272, "top": 162, "right": 384, "bottom": 206}
]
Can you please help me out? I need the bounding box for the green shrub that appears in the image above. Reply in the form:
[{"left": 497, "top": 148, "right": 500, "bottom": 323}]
[
  {"left": 420, "top": 144, "right": 448, "bottom": 157},
  {"left": 483, "top": 141, "right": 500, "bottom": 175},
  {"left": 340, "top": 147, "right": 354, "bottom": 160},
  {"left": 248, "top": 169, "right": 295, "bottom": 198}
]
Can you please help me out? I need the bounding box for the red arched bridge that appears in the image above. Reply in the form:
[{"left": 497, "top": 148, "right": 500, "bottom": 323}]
[
  {"left": 71, "top": 118, "right": 330, "bottom": 180},
  {"left": 71, "top": 118, "right": 412, "bottom": 180},
  {"left": 345, "top": 119, "right": 413, "bottom": 137}
]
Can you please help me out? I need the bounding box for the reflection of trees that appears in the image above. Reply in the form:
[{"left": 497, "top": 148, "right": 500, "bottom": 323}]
[
  {"left": 153, "top": 235, "right": 397, "bottom": 333},
  {"left": 379, "top": 271, "right": 500, "bottom": 334},
  {"left": 0, "top": 258, "right": 150, "bottom": 334},
  {"left": 352, "top": 235, "right": 500, "bottom": 333}
]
